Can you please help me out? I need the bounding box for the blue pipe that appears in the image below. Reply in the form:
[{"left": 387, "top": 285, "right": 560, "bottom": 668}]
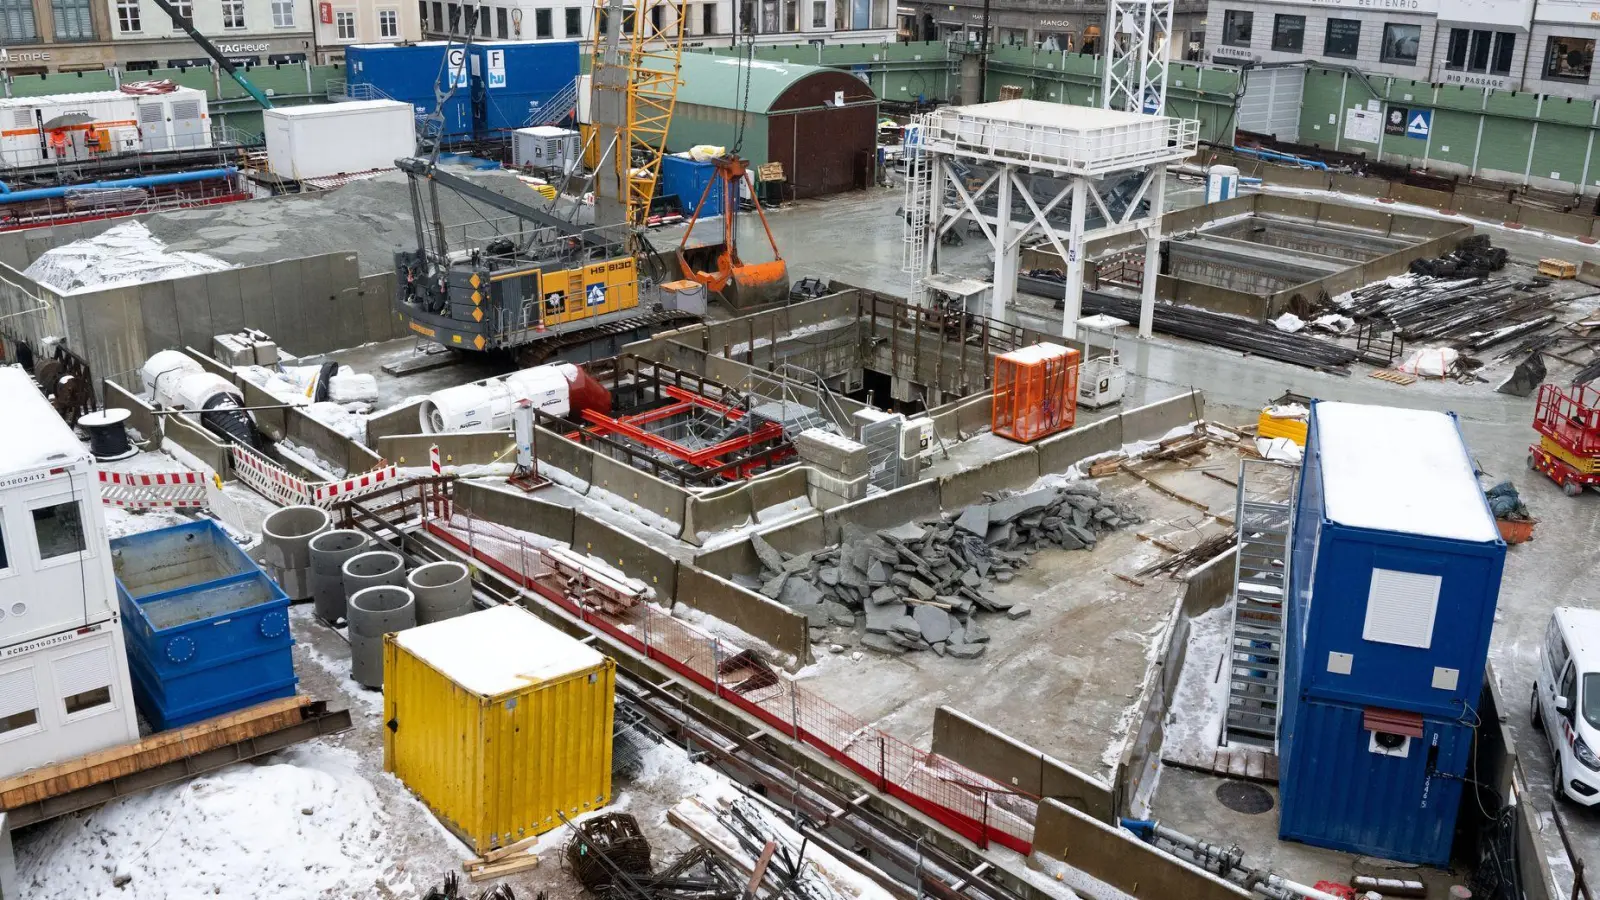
[
  {"left": 0, "top": 180, "right": 10, "bottom": 194},
  {"left": 1119, "top": 818, "right": 1157, "bottom": 840},
  {"left": 0, "top": 167, "right": 237, "bottom": 205},
  {"left": 1231, "top": 145, "right": 1331, "bottom": 171}
]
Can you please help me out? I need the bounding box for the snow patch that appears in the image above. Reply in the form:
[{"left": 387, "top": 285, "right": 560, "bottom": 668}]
[
  {"left": 24, "top": 221, "right": 231, "bottom": 295},
  {"left": 1162, "top": 604, "right": 1233, "bottom": 760}
]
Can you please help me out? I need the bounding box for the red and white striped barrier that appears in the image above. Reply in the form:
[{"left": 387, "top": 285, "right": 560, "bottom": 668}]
[
  {"left": 97, "top": 469, "right": 208, "bottom": 509},
  {"left": 430, "top": 444, "right": 441, "bottom": 476},
  {"left": 311, "top": 465, "right": 400, "bottom": 506}
]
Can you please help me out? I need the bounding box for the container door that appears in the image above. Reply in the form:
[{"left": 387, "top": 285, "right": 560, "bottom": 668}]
[
  {"left": 170, "top": 97, "right": 205, "bottom": 149},
  {"left": 138, "top": 102, "right": 168, "bottom": 151}
]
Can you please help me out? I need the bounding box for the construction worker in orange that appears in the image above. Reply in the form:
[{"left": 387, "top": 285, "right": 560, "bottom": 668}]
[{"left": 48, "top": 129, "right": 68, "bottom": 158}]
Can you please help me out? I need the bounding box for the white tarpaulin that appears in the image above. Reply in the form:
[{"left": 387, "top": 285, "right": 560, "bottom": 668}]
[
  {"left": 1397, "top": 347, "right": 1459, "bottom": 378},
  {"left": 24, "top": 221, "right": 231, "bottom": 295}
]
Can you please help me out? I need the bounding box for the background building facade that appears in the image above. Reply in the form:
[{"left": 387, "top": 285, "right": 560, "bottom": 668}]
[
  {"left": 420, "top": 0, "right": 895, "bottom": 49},
  {"left": 896, "top": 0, "right": 1208, "bottom": 60},
  {"left": 108, "top": 0, "right": 315, "bottom": 69},
  {"left": 1205, "top": 0, "right": 1600, "bottom": 99},
  {"left": 315, "top": 0, "right": 420, "bottom": 61}
]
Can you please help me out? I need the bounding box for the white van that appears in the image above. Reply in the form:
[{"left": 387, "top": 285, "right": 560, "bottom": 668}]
[{"left": 1534, "top": 607, "right": 1600, "bottom": 805}]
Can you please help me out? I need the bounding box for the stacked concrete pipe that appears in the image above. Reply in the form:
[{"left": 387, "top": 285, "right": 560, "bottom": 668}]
[
  {"left": 347, "top": 585, "right": 416, "bottom": 688},
  {"left": 309, "top": 530, "right": 373, "bottom": 623},
  {"left": 261, "top": 505, "right": 331, "bottom": 601},
  {"left": 342, "top": 550, "right": 407, "bottom": 620},
  {"left": 407, "top": 561, "right": 474, "bottom": 624}
]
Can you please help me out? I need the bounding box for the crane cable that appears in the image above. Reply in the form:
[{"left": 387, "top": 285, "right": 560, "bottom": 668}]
[{"left": 731, "top": 20, "right": 755, "bottom": 154}]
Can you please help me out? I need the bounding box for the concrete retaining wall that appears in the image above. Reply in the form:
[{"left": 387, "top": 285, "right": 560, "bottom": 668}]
[
  {"left": 1116, "top": 594, "right": 1189, "bottom": 820},
  {"left": 1033, "top": 800, "right": 1253, "bottom": 900},
  {"left": 684, "top": 485, "right": 755, "bottom": 544},
  {"left": 675, "top": 564, "right": 811, "bottom": 664},
  {"left": 1035, "top": 417, "right": 1121, "bottom": 474},
  {"left": 377, "top": 431, "right": 512, "bottom": 467},
  {"left": 938, "top": 447, "right": 1040, "bottom": 510},
  {"left": 822, "top": 479, "right": 942, "bottom": 543},
  {"left": 367, "top": 399, "right": 426, "bottom": 445},
  {"left": 1181, "top": 546, "right": 1237, "bottom": 618},
  {"left": 101, "top": 380, "right": 158, "bottom": 442},
  {"left": 573, "top": 515, "right": 679, "bottom": 600},
  {"left": 455, "top": 481, "right": 576, "bottom": 543},
  {"left": 589, "top": 454, "right": 689, "bottom": 537},
  {"left": 535, "top": 427, "right": 594, "bottom": 485},
  {"left": 164, "top": 413, "right": 231, "bottom": 474},
  {"left": 1121, "top": 390, "right": 1204, "bottom": 442},
  {"left": 931, "top": 707, "right": 1115, "bottom": 823}
]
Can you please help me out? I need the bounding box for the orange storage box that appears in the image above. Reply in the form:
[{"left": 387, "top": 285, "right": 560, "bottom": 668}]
[{"left": 992, "top": 342, "right": 1080, "bottom": 443}]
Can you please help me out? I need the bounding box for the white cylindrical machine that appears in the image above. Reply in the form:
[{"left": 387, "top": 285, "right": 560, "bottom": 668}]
[
  {"left": 1206, "top": 165, "right": 1240, "bottom": 204},
  {"left": 418, "top": 363, "right": 612, "bottom": 434}
]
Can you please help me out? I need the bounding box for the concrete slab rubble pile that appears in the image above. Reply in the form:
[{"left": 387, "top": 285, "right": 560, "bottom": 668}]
[{"left": 744, "top": 480, "right": 1138, "bottom": 657}]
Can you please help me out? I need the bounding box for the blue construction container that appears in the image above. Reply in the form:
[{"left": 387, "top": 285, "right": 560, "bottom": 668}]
[
  {"left": 112, "top": 521, "right": 296, "bottom": 731},
  {"left": 470, "top": 41, "right": 580, "bottom": 134},
  {"left": 659, "top": 155, "right": 722, "bottom": 217},
  {"left": 346, "top": 42, "right": 473, "bottom": 139},
  {"left": 1278, "top": 696, "right": 1471, "bottom": 865},
  {"left": 1286, "top": 400, "right": 1505, "bottom": 721}
]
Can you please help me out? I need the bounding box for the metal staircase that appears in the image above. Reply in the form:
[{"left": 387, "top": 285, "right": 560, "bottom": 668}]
[
  {"left": 526, "top": 79, "right": 581, "bottom": 128},
  {"left": 1221, "top": 459, "right": 1299, "bottom": 750},
  {"left": 901, "top": 125, "right": 934, "bottom": 307}
]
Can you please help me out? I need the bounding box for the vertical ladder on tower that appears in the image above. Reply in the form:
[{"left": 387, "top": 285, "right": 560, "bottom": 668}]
[
  {"left": 1221, "top": 458, "right": 1298, "bottom": 751},
  {"left": 901, "top": 131, "right": 934, "bottom": 307}
]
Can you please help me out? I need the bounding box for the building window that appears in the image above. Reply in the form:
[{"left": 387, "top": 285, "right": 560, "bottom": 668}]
[
  {"left": 63, "top": 685, "right": 111, "bottom": 715},
  {"left": 57, "top": 647, "right": 114, "bottom": 718},
  {"left": 171, "top": 0, "right": 192, "bottom": 19},
  {"left": 335, "top": 8, "right": 356, "bottom": 38},
  {"left": 378, "top": 7, "right": 398, "bottom": 36},
  {"left": 622, "top": 8, "right": 633, "bottom": 32},
  {"left": 32, "top": 501, "right": 85, "bottom": 561},
  {"left": 430, "top": 0, "right": 440, "bottom": 31},
  {"left": 702, "top": 3, "right": 714, "bottom": 34},
  {"left": 564, "top": 6, "right": 580, "bottom": 35},
  {"left": 495, "top": 6, "right": 505, "bottom": 36},
  {"left": 222, "top": 0, "right": 245, "bottom": 28},
  {"left": 0, "top": 518, "right": 8, "bottom": 571},
  {"left": 478, "top": 5, "right": 488, "bottom": 35},
  {"left": 1270, "top": 14, "right": 1302, "bottom": 52},
  {"left": 271, "top": 0, "right": 293, "bottom": 26},
  {"left": 811, "top": 0, "right": 823, "bottom": 27},
  {"left": 1323, "top": 18, "right": 1360, "bottom": 59},
  {"left": 1380, "top": 23, "right": 1419, "bottom": 65},
  {"left": 1221, "top": 10, "right": 1251, "bottom": 48},
  {"left": 1545, "top": 36, "right": 1595, "bottom": 83},
  {"left": 1446, "top": 29, "right": 1514, "bottom": 75},
  {"left": 445, "top": 2, "right": 457, "bottom": 31},
  {"left": 0, "top": 669, "right": 39, "bottom": 740},
  {"left": 115, "top": 0, "right": 138, "bottom": 31},
  {"left": 535, "top": 7, "right": 550, "bottom": 37},
  {"left": 0, "top": 0, "right": 37, "bottom": 42},
  {"left": 50, "top": 0, "right": 92, "bottom": 40},
  {"left": 649, "top": 3, "right": 660, "bottom": 32}
]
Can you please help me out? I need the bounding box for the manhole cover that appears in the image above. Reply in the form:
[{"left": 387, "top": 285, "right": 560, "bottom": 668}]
[{"left": 1215, "top": 781, "right": 1274, "bottom": 815}]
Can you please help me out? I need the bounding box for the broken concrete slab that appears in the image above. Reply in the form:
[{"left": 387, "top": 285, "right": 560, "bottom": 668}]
[
  {"left": 988, "top": 488, "right": 1058, "bottom": 524},
  {"left": 913, "top": 604, "right": 952, "bottom": 643},
  {"left": 985, "top": 522, "right": 1014, "bottom": 546},
  {"left": 965, "top": 622, "right": 990, "bottom": 643},
  {"left": 781, "top": 552, "right": 816, "bottom": 574},
  {"left": 1006, "top": 605, "right": 1032, "bottom": 620},
  {"left": 823, "top": 601, "right": 856, "bottom": 627},
  {"left": 880, "top": 522, "right": 929, "bottom": 543},
  {"left": 891, "top": 573, "right": 935, "bottom": 600},
  {"left": 888, "top": 631, "right": 927, "bottom": 651},
  {"left": 792, "top": 603, "right": 832, "bottom": 626},
  {"left": 779, "top": 579, "right": 825, "bottom": 608},
  {"left": 751, "top": 534, "right": 785, "bottom": 572},
  {"left": 931, "top": 641, "right": 946, "bottom": 657},
  {"left": 869, "top": 585, "right": 901, "bottom": 606},
  {"left": 819, "top": 566, "right": 841, "bottom": 586},
  {"left": 864, "top": 599, "right": 908, "bottom": 633},
  {"left": 760, "top": 571, "right": 790, "bottom": 599},
  {"left": 862, "top": 633, "right": 907, "bottom": 655},
  {"left": 948, "top": 642, "right": 986, "bottom": 659},
  {"left": 954, "top": 504, "right": 990, "bottom": 537},
  {"left": 865, "top": 560, "right": 889, "bottom": 585}
]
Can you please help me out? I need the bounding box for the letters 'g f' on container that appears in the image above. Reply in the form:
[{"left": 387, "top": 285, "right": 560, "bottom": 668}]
[
  {"left": 383, "top": 605, "right": 614, "bottom": 854},
  {"left": 992, "top": 342, "right": 1080, "bottom": 444}
]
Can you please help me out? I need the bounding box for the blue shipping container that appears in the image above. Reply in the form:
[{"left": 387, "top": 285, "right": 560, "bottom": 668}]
[
  {"left": 346, "top": 42, "right": 473, "bottom": 138},
  {"left": 660, "top": 155, "right": 722, "bottom": 218},
  {"left": 471, "top": 42, "right": 580, "bottom": 134},
  {"left": 112, "top": 521, "right": 296, "bottom": 731},
  {"left": 1287, "top": 401, "right": 1505, "bottom": 720},
  {"left": 1278, "top": 696, "right": 1471, "bottom": 865}
]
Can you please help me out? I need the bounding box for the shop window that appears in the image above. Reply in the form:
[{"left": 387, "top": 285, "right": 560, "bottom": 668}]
[
  {"left": 1446, "top": 29, "right": 1515, "bottom": 75},
  {"left": 1221, "top": 9, "right": 1251, "bottom": 47},
  {"left": 52, "top": 0, "right": 91, "bottom": 40},
  {"left": 702, "top": 4, "right": 715, "bottom": 35},
  {"left": 495, "top": 6, "right": 506, "bottom": 37},
  {"left": 1271, "top": 14, "right": 1302, "bottom": 53},
  {"left": 1323, "top": 18, "right": 1360, "bottom": 59},
  {"left": 1380, "top": 23, "right": 1419, "bottom": 65},
  {"left": 1545, "top": 36, "right": 1595, "bottom": 83},
  {"left": 32, "top": 500, "right": 85, "bottom": 561}
]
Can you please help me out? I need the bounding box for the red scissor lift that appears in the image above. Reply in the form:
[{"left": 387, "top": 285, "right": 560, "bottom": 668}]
[{"left": 1529, "top": 382, "right": 1600, "bottom": 496}]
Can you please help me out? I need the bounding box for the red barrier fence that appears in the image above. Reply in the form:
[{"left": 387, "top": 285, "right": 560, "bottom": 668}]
[{"left": 425, "top": 509, "right": 1039, "bottom": 855}]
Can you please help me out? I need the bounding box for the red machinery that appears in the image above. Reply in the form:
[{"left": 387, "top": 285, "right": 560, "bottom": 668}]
[
  {"left": 1529, "top": 382, "right": 1600, "bottom": 496},
  {"left": 573, "top": 384, "right": 792, "bottom": 480}
]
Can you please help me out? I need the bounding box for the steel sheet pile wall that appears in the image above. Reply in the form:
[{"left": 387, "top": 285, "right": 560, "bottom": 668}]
[{"left": 1279, "top": 401, "right": 1506, "bottom": 865}]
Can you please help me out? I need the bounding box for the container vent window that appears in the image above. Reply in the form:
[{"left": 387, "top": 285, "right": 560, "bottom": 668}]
[
  {"left": 0, "top": 667, "right": 40, "bottom": 736},
  {"left": 138, "top": 105, "right": 164, "bottom": 126},
  {"left": 55, "top": 646, "right": 113, "bottom": 716},
  {"left": 172, "top": 100, "right": 200, "bottom": 120},
  {"left": 11, "top": 110, "right": 31, "bottom": 130},
  {"left": 1362, "top": 568, "right": 1441, "bottom": 649}
]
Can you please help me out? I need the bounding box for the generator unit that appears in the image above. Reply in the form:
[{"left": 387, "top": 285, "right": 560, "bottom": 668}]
[
  {"left": 512, "top": 126, "right": 579, "bottom": 172},
  {"left": 0, "top": 86, "right": 211, "bottom": 168}
]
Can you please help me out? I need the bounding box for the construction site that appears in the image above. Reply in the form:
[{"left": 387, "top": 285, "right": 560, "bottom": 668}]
[{"left": 6, "top": 0, "right": 1600, "bottom": 898}]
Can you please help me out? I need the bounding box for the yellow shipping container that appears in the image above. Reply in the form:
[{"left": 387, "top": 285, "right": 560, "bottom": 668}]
[{"left": 383, "top": 605, "right": 615, "bottom": 854}]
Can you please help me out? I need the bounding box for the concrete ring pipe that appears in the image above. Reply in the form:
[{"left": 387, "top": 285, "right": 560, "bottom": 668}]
[
  {"left": 261, "top": 505, "right": 331, "bottom": 601},
  {"left": 342, "top": 550, "right": 408, "bottom": 621},
  {"left": 347, "top": 585, "right": 416, "bottom": 688},
  {"left": 309, "top": 530, "right": 373, "bottom": 624},
  {"left": 407, "top": 561, "right": 474, "bottom": 624}
]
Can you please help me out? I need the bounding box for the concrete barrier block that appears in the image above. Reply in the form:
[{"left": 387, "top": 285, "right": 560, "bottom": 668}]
[
  {"left": 1120, "top": 390, "right": 1203, "bottom": 442},
  {"left": 1390, "top": 183, "right": 1452, "bottom": 211},
  {"left": 931, "top": 707, "right": 1115, "bottom": 822},
  {"left": 365, "top": 398, "right": 427, "bottom": 445},
  {"left": 675, "top": 565, "right": 811, "bottom": 666},
  {"left": 456, "top": 480, "right": 576, "bottom": 544},
  {"left": 163, "top": 413, "right": 231, "bottom": 475},
  {"left": 534, "top": 426, "right": 593, "bottom": 485},
  {"left": 1456, "top": 195, "right": 1518, "bottom": 222},
  {"left": 748, "top": 467, "right": 813, "bottom": 520},
  {"left": 1035, "top": 416, "right": 1121, "bottom": 474},
  {"left": 1181, "top": 546, "right": 1237, "bottom": 617},
  {"left": 684, "top": 487, "right": 755, "bottom": 546},
  {"left": 824, "top": 479, "right": 942, "bottom": 540},
  {"left": 938, "top": 447, "right": 1040, "bottom": 509},
  {"left": 101, "top": 380, "right": 159, "bottom": 443},
  {"left": 590, "top": 454, "right": 689, "bottom": 533},
  {"left": 1330, "top": 173, "right": 1387, "bottom": 198},
  {"left": 377, "top": 431, "right": 512, "bottom": 467},
  {"left": 1520, "top": 206, "right": 1593, "bottom": 239},
  {"left": 1033, "top": 799, "right": 1253, "bottom": 900},
  {"left": 1264, "top": 165, "right": 1331, "bottom": 191},
  {"left": 573, "top": 514, "right": 679, "bottom": 599}
]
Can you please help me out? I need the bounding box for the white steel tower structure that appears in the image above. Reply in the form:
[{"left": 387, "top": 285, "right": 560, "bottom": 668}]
[{"left": 1101, "top": 0, "right": 1175, "bottom": 117}]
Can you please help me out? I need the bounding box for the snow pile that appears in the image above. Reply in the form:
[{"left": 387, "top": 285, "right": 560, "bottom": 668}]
[
  {"left": 1271, "top": 312, "right": 1305, "bottom": 333},
  {"left": 1255, "top": 436, "right": 1303, "bottom": 463},
  {"left": 17, "top": 742, "right": 390, "bottom": 900},
  {"left": 24, "top": 222, "right": 232, "bottom": 295}
]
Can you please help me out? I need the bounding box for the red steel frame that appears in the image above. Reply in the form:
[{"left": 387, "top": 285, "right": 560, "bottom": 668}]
[
  {"left": 573, "top": 385, "right": 792, "bottom": 478},
  {"left": 1533, "top": 382, "right": 1600, "bottom": 456},
  {"left": 423, "top": 508, "right": 1038, "bottom": 856}
]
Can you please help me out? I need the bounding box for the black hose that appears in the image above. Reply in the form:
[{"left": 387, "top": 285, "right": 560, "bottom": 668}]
[
  {"left": 313, "top": 360, "right": 339, "bottom": 403},
  {"left": 199, "top": 391, "right": 262, "bottom": 449}
]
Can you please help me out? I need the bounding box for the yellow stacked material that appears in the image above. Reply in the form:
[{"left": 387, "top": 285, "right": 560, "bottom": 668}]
[
  {"left": 527, "top": 183, "right": 557, "bottom": 201},
  {"left": 1542, "top": 435, "right": 1599, "bottom": 474},
  {"left": 1539, "top": 258, "right": 1578, "bottom": 279},
  {"left": 384, "top": 606, "right": 615, "bottom": 854},
  {"left": 1257, "top": 404, "right": 1310, "bottom": 446}
]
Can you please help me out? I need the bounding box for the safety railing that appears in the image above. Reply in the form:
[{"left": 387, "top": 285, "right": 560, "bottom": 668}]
[{"left": 425, "top": 508, "right": 1039, "bottom": 854}]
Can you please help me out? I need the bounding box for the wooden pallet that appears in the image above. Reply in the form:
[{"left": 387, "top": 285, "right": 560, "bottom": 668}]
[
  {"left": 1369, "top": 369, "right": 1417, "bottom": 385},
  {"left": 1540, "top": 258, "right": 1579, "bottom": 279},
  {"left": 1162, "top": 743, "right": 1280, "bottom": 784},
  {"left": 0, "top": 695, "right": 312, "bottom": 811}
]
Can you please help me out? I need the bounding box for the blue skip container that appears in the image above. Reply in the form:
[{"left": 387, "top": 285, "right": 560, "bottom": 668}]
[{"left": 112, "top": 521, "right": 297, "bottom": 731}]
